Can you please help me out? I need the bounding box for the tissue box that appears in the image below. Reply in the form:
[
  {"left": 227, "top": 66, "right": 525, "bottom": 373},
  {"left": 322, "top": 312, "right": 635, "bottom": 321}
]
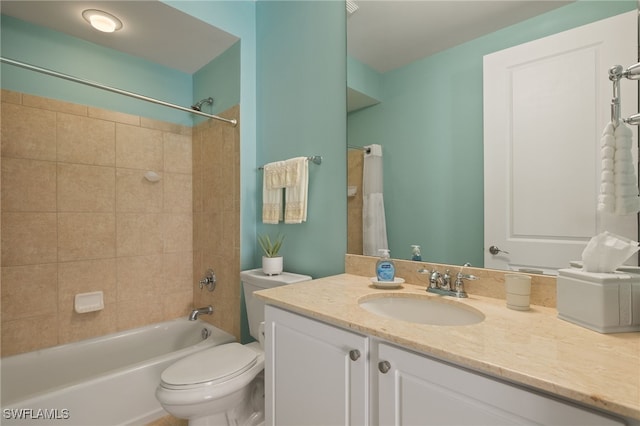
[{"left": 557, "top": 268, "right": 640, "bottom": 333}]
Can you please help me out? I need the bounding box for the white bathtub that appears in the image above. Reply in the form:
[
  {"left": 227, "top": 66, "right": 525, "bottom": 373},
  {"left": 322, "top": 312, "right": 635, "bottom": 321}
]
[{"left": 1, "top": 318, "right": 235, "bottom": 425}]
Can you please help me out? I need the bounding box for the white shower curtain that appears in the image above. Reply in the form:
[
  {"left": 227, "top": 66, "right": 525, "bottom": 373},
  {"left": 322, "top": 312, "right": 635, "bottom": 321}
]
[{"left": 362, "top": 144, "right": 388, "bottom": 256}]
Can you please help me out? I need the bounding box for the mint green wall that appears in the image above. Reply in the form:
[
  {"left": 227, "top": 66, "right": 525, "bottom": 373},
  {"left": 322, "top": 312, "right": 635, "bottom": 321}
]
[
  {"left": 193, "top": 40, "right": 241, "bottom": 118},
  {"left": 255, "top": 0, "right": 347, "bottom": 278},
  {"left": 0, "top": 15, "right": 192, "bottom": 126},
  {"left": 165, "top": 0, "right": 259, "bottom": 271},
  {"left": 347, "top": 1, "right": 635, "bottom": 267},
  {"left": 347, "top": 55, "right": 382, "bottom": 102}
]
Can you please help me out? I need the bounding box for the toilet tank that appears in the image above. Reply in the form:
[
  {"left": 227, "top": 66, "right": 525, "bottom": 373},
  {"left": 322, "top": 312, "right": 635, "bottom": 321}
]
[{"left": 241, "top": 268, "right": 312, "bottom": 340}]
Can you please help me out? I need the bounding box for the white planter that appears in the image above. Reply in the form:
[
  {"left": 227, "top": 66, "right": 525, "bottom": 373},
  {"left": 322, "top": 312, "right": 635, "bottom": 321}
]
[{"left": 262, "top": 256, "right": 283, "bottom": 276}]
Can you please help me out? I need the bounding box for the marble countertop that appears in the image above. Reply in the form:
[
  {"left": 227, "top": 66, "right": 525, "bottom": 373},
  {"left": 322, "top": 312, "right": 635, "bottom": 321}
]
[{"left": 255, "top": 273, "right": 640, "bottom": 420}]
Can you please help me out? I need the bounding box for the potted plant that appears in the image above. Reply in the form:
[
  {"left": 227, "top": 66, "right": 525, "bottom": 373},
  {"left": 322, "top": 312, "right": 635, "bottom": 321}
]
[{"left": 258, "top": 233, "right": 285, "bottom": 275}]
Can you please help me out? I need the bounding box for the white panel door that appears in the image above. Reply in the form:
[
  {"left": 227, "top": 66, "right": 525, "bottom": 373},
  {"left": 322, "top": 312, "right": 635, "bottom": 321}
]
[{"left": 484, "top": 11, "right": 637, "bottom": 273}]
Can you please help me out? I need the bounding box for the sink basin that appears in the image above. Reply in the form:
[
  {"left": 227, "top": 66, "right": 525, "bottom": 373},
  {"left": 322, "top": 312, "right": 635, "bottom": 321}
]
[{"left": 359, "top": 295, "right": 484, "bottom": 326}]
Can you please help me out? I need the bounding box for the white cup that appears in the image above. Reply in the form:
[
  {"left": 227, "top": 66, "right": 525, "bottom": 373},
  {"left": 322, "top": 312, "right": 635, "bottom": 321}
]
[{"left": 505, "top": 274, "right": 531, "bottom": 311}]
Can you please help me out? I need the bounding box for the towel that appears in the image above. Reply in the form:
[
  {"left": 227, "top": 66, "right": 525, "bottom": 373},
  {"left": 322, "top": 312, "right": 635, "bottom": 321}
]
[
  {"left": 264, "top": 160, "right": 287, "bottom": 190},
  {"left": 598, "top": 121, "right": 640, "bottom": 215},
  {"left": 262, "top": 161, "right": 284, "bottom": 224},
  {"left": 284, "top": 157, "right": 308, "bottom": 223}
]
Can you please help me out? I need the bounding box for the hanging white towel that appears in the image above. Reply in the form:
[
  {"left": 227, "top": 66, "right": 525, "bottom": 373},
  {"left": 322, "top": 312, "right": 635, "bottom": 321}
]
[
  {"left": 262, "top": 161, "right": 284, "bottom": 224},
  {"left": 284, "top": 157, "right": 308, "bottom": 224},
  {"left": 598, "top": 121, "right": 640, "bottom": 215},
  {"left": 362, "top": 144, "right": 388, "bottom": 256}
]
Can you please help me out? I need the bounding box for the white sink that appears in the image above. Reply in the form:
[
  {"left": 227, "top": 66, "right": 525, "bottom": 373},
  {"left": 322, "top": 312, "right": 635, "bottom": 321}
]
[{"left": 359, "top": 295, "right": 484, "bottom": 326}]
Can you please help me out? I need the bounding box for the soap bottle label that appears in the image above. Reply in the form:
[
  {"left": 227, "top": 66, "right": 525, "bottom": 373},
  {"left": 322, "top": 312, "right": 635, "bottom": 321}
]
[{"left": 377, "top": 263, "right": 395, "bottom": 281}]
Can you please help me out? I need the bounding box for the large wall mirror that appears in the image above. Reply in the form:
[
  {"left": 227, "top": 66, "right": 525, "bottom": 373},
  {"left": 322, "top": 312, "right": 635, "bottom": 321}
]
[{"left": 346, "top": 0, "right": 638, "bottom": 272}]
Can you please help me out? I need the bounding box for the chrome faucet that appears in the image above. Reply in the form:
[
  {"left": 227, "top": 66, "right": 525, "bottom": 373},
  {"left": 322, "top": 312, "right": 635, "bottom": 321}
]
[
  {"left": 189, "top": 305, "right": 213, "bottom": 321},
  {"left": 419, "top": 263, "right": 477, "bottom": 298}
]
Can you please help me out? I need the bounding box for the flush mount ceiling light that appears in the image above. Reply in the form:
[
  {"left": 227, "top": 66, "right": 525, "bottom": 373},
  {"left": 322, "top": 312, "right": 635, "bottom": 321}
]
[{"left": 82, "top": 9, "right": 123, "bottom": 33}]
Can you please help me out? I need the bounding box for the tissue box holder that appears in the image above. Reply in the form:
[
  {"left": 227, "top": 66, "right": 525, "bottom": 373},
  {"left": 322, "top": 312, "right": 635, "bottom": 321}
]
[{"left": 557, "top": 268, "right": 640, "bottom": 333}]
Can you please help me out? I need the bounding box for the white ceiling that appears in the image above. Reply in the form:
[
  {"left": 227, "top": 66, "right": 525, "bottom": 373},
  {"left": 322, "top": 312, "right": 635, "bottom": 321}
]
[
  {"left": 347, "top": 0, "right": 573, "bottom": 73},
  {"left": 1, "top": 1, "right": 572, "bottom": 75},
  {"left": 0, "top": 0, "right": 239, "bottom": 74}
]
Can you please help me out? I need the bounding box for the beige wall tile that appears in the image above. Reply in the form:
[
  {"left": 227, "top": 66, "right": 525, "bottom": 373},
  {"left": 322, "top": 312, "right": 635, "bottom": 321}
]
[
  {"left": 88, "top": 107, "right": 140, "bottom": 126},
  {"left": 23, "top": 94, "right": 87, "bottom": 116},
  {"left": 1, "top": 158, "right": 56, "bottom": 212},
  {"left": 58, "top": 258, "right": 117, "bottom": 306},
  {"left": 116, "top": 213, "right": 163, "bottom": 257},
  {"left": 164, "top": 132, "right": 192, "bottom": 174},
  {"left": 142, "top": 117, "right": 191, "bottom": 136},
  {"left": 57, "top": 113, "right": 115, "bottom": 166},
  {"left": 57, "top": 163, "right": 115, "bottom": 212},
  {"left": 116, "top": 296, "right": 164, "bottom": 331},
  {"left": 162, "top": 290, "right": 193, "bottom": 320},
  {"left": 115, "top": 124, "right": 163, "bottom": 170},
  {"left": 163, "top": 252, "right": 193, "bottom": 293},
  {"left": 2, "top": 314, "right": 58, "bottom": 356},
  {"left": 58, "top": 213, "right": 116, "bottom": 261},
  {"left": 2, "top": 89, "right": 22, "bottom": 104},
  {"left": 116, "top": 168, "right": 163, "bottom": 213},
  {"left": 163, "top": 214, "right": 193, "bottom": 253},
  {"left": 2, "top": 264, "right": 58, "bottom": 321},
  {"left": 1, "top": 93, "right": 236, "bottom": 356},
  {"left": 1, "top": 212, "right": 57, "bottom": 266},
  {"left": 58, "top": 305, "right": 117, "bottom": 345},
  {"left": 1, "top": 103, "right": 56, "bottom": 161},
  {"left": 116, "top": 254, "right": 163, "bottom": 301},
  {"left": 164, "top": 173, "right": 192, "bottom": 213}
]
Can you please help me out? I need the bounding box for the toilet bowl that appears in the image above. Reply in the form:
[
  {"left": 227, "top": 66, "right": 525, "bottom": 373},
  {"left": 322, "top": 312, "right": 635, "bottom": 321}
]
[{"left": 156, "top": 269, "right": 311, "bottom": 426}]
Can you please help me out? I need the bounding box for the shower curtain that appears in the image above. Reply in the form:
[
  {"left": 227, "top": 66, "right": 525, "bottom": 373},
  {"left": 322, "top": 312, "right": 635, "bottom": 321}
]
[{"left": 362, "top": 144, "right": 388, "bottom": 256}]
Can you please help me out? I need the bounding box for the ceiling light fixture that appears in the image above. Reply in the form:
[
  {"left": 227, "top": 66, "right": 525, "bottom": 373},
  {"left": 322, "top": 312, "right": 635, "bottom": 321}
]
[{"left": 82, "top": 9, "right": 123, "bottom": 33}]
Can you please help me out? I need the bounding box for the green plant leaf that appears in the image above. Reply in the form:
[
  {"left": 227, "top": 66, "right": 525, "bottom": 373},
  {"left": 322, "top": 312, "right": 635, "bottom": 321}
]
[{"left": 258, "top": 233, "right": 285, "bottom": 257}]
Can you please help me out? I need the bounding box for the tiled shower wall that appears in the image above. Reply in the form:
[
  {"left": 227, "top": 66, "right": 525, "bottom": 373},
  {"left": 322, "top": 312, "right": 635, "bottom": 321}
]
[
  {"left": 192, "top": 105, "right": 241, "bottom": 340},
  {"left": 347, "top": 149, "right": 363, "bottom": 255},
  {"left": 0, "top": 90, "right": 240, "bottom": 356}
]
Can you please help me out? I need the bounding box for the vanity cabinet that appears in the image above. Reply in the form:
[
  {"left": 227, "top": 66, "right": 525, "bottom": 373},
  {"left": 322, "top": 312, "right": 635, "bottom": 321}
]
[
  {"left": 265, "top": 306, "right": 624, "bottom": 426},
  {"left": 264, "top": 305, "right": 369, "bottom": 426},
  {"left": 376, "top": 342, "right": 624, "bottom": 425}
]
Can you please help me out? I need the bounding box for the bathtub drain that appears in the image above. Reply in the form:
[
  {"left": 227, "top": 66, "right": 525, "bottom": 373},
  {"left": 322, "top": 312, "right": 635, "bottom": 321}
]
[{"left": 201, "top": 328, "right": 211, "bottom": 340}]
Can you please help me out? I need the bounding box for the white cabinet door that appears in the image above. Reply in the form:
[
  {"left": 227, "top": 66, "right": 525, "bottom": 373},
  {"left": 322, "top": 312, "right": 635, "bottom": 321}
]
[
  {"left": 264, "top": 306, "right": 368, "bottom": 426},
  {"left": 483, "top": 11, "right": 637, "bottom": 273},
  {"left": 376, "top": 342, "right": 623, "bottom": 426}
]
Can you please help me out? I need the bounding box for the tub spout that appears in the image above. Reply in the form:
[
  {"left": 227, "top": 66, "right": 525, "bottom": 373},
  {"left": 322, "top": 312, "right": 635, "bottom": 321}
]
[{"left": 189, "top": 305, "right": 213, "bottom": 321}]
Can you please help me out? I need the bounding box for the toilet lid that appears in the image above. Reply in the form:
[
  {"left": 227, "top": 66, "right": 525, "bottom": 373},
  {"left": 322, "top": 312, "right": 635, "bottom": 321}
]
[{"left": 161, "top": 343, "right": 258, "bottom": 387}]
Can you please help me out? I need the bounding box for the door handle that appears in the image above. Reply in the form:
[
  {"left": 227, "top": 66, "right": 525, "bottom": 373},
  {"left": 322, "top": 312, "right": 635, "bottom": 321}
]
[
  {"left": 349, "top": 349, "right": 361, "bottom": 361},
  {"left": 489, "top": 245, "right": 509, "bottom": 255}
]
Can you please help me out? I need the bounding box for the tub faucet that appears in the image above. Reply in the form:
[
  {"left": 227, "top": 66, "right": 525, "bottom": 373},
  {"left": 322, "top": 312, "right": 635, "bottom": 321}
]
[{"left": 189, "top": 305, "right": 213, "bottom": 321}]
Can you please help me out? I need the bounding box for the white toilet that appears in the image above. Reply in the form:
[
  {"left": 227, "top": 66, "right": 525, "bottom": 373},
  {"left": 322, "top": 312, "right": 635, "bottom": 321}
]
[{"left": 156, "top": 268, "right": 311, "bottom": 426}]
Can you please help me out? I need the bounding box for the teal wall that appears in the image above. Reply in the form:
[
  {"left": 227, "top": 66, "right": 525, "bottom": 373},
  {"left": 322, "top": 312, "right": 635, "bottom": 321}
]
[
  {"left": 194, "top": 40, "right": 241, "bottom": 118},
  {"left": 0, "top": 14, "right": 193, "bottom": 126},
  {"left": 255, "top": 0, "right": 347, "bottom": 278},
  {"left": 347, "top": 0, "right": 636, "bottom": 267},
  {"left": 163, "top": 0, "right": 259, "bottom": 271}
]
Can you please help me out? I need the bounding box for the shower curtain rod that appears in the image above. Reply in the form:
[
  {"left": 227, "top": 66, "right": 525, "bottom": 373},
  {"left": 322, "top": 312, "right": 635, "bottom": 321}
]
[{"left": 0, "top": 57, "right": 237, "bottom": 127}]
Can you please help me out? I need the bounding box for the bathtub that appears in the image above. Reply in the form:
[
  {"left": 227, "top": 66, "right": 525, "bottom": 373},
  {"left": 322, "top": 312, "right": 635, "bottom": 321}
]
[{"left": 1, "top": 318, "right": 235, "bottom": 425}]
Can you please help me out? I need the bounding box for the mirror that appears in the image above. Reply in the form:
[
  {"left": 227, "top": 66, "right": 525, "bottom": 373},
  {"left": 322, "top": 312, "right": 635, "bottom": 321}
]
[{"left": 346, "top": 1, "right": 637, "bottom": 270}]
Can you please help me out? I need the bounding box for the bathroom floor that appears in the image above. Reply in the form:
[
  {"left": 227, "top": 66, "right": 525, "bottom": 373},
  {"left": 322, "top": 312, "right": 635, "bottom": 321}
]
[{"left": 146, "top": 414, "right": 188, "bottom": 426}]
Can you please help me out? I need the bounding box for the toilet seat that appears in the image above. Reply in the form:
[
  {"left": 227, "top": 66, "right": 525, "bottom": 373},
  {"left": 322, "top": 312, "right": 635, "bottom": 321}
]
[{"left": 160, "top": 343, "right": 258, "bottom": 390}]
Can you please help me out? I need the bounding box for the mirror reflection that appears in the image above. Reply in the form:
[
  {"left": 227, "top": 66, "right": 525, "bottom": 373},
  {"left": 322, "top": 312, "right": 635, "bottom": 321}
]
[{"left": 346, "top": 1, "right": 638, "bottom": 272}]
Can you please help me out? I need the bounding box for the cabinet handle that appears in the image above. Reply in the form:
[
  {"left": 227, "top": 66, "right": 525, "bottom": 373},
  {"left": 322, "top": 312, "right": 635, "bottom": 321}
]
[
  {"left": 378, "top": 361, "right": 391, "bottom": 374},
  {"left": 349, "top": 349, "right": 361, "bottom": 361}
]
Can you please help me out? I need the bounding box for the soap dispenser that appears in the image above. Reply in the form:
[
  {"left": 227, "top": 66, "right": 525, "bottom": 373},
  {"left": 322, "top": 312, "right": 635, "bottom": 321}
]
[
  {"left": 411, "top": 245, "right": 422, "bottom": 261},
  {"left": 376, "top": 249, "right": 396, "bottom": 282}
]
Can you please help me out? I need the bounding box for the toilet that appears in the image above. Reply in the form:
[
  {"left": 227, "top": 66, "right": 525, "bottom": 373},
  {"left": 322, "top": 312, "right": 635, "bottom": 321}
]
[{"left": 156, "top": 268, "right": 311, "bottom": 426}]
